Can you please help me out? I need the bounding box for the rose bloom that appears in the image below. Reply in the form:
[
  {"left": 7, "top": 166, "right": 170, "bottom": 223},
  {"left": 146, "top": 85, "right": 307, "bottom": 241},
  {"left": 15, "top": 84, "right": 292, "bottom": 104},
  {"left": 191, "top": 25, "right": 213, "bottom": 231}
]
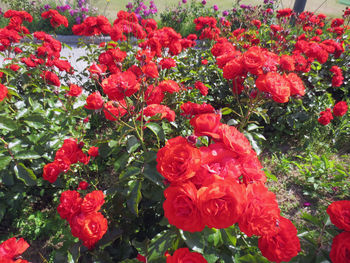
[
  {"left": 258, "top": 216, "right": 300, "bottom": 262},
  {"left": 238, "top": 183, "right": 281, "bottom": 237},
  {"left": 85, "top": 91, "right": 104, "bottom": 110},
  {"left": 67, "top": 84, "right": 82, "bottom": 97},
  {"left": 333, "top": 101, "right": 348, "bottom": 117},
  {"left": 243, "top": 46, "right": 265, "bottom": 75},
  {"left": 329, "top": 231, "right": 350, "bottom": 263},
  {"left": 156, "top": 136, "right": 201, "bottom": 183},
  {"left": 326, "top": 200, "right": 350, "bottom": 231},
  {"left": 0, "top": 83, "right": 8, "bottom": 102},
  {"left": 190, "top": 113, "right": 222, "bottom": 140},
  {"left": 256, "top": 72, "right": 291, "bottom": 103},
  {"left": 318, "top": 108, "right": 333, "bottom": 125},
  {"left": 78, "top": 181, "right": 89, "bottom": 190},
  {"left": 69, "top": 212, "right": 108, "bottom": 249},
  {"left": 0, "top": 237, "right": 29, "bottom": 262},
  {"left": 57, "top": 190, "right": 83, "bottom": 221},
  {"left": 81, "top": 190, "right": 105, "bottom": 214},
  {"left": 198, "top": 179, "right": 246, "bottom": 229},
  {"left": 88, "top": 146, "right": 99, "bottom": 157},
  {"left": 166, "top": 248, "right": 207, "bottom": 263},
  {"left": 43, "top": 161, "right": 62, "bottom": 183},
  {"left": 194, "top": 81, "right": 208, "bottom": 96},
  {"left": 163, "top": 182, "right": 205, "bottom": 232}
]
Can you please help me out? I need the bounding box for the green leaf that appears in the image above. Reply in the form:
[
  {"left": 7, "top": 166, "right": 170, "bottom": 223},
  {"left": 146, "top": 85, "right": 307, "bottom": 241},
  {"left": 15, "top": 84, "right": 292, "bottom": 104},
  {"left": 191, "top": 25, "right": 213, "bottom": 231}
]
[
  {"left": 0, "top": 116, "right": 17, "bottom": 131},
  {"left": 247, "top": 124, "right": 260, "bottom": 131},
  {"left": 221, "top": 107, "right": 233, "bottom": 115},
  {"left": 0, "top": 203, "right": 6, "bottom": 222},
  {"left": 180, "top": 230, "right": 205, "bottom": 254},
  {"left": 264, "top": 170, "right": 278, "bottom": 182},
  {"left": 23, "top": 114, "right": 47, "bottom": 129},
  {"left": 15, "top": 150, "right": 41, "bottom": 160},
  {"left": 114, "top": 153, "right": 129, "bottom": 171},
  {"left": 147, "top": 230, "right": 177, "bottom": 261},
  {"left": 0, "top": 156, "right": 12, "bottom": 169},
  {"left": 14, "top": 163, "right": 37, "bottom": 186},
  {"left": 127, "top": 180, "right": 142, "bottom": 216},
  {"left": 126, "top": 135, "right": 140, "bottom": 153},
  {"left": 119, "top": 166, "right": 141, "bottom": 180},
  {"left": 221, "top": 226, "right": 237, "bottom": 246},
  {"left": 143, "top": 163, "right": 165, "bottom": 188},
  {"left": 302, "top": 212, "right": 322, "bottom": 227},
  {"left": 146, "top": 122, "right": 165, "bottom": 142}
]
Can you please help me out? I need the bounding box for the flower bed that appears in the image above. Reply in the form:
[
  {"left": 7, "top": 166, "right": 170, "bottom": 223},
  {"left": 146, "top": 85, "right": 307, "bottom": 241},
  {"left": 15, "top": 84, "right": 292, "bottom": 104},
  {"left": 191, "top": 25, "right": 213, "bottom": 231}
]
[{"left": 0, "top": 1, "right": 349, "bottom": 263}]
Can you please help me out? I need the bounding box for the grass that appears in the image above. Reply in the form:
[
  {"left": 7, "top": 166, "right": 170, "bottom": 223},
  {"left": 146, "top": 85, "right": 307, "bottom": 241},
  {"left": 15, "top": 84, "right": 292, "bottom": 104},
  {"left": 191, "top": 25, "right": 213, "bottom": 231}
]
[{"left": 94, "top": 0, "right": 348, "bottom": 20}]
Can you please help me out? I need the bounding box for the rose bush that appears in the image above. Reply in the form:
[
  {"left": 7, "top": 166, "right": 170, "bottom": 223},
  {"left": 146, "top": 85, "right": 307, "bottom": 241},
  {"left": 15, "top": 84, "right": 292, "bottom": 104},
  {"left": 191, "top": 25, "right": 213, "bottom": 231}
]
[{"left": 0, "top": 1, "right": 349, "bottom": 262}]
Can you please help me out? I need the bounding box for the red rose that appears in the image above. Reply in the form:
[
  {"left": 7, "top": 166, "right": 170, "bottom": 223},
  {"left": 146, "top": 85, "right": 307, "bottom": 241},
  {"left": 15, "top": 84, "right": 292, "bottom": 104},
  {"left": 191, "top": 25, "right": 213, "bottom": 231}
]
[
  {"left": 57, "top": 190, "right": 83, "bottom": 221},
  {"left": 222, "top": 56, "right": 244, "bottom": 80},
  {"left": 78, "top": 181, "right": 89, "bottom": 190},
  {"left": 238, "top": 183, "right": 280, "bottom": 237},
  {"left": 43, "top": 70, "right": 61, "bottom": 87},
  {"left": 157, "top": 136, "right": 201, "bottom": 183},
  {"left": 0, "top": 84, "right": 8, "bottom": 102},
  {"left": 0, "top": 237, "right": 29, "bottom": 262},
  {"left": 194, "top": 81, "right": 208, "bottom": 96},
  {"left": 81, "top": 190, "right": 105, "bottom": 214},
  {"left": 258, "top": 216, "right": 300, "bottom": 262},
  {"left": 198, "top": 179, "right": 246, "bottom": 229},
  {"left": 163, "top": 182, "right": 205, "bottom": 232},
  {"left": 159, "top": 58, "right": 176, "bottom": 69},
  {"left": 55, "top": 138, "right": 80, "bottom": 164},
  {"left": 239, "top": 152, "right": 267, "bottom": 185},
  {"left": 217, "top": 124, "right": 252, "bottom": 157},
  {"left": 103, "top": 100, "right": 127, "bottom": 121},
  {"left": 85, "top": 91, "right": 104, "bottom": 110},
  {"left": 326, "top": 200, "right": 350, "bottom": 231},
  {"left": 88, "top": 146, "right": 99, "bottom": 157},
  {"left": 42, "top": 161, "right": 62, "bottom": 183},
  {"left": 256, "top": 72, "right": 291, "bottom": 103},
  {"left": 329, "top": 231, "right": 350, "bottom": 263},
  {"left": 286, "top": 73, "right": 305, "bottom": 96},
  {"left": 318, "top": 108, "right": 333, "bottom": 125},
  {"left": 201, "top": 59, "right": 208, "bottom": 65},
  {"left": 69, "top": 212, "right": 108, "bottom": 249},
  {"left": 136, "top": 254, "right": 147, "bottom": 262},
  {"left": 333, "top": 101, "right": 348, "bottom": 117},
  {"left": 142, "top": 104, "right": 175, "bottom": 122},
  {"left": 145, "top": 84, "right": 164, "bottom": 105},
  {"left": 142, "top": 61, "right": 159, "bottom": 78},
  {"left": 166, "top": 248, "right": 207, "bottom": 263},
  {"left": 180, "top": 102, "right": 215, "bottom": 118},
  {"left": 280, "top": 55, "right": 295, "bottom": 72},
  {"left": 243, "top": 46, "right": 265, "bottom": 75},
  {"left": 67, "top": 84, "right": 82, "bottom": 97},
  {"left": 158, "top": 80, "right": 180, "bottom": 94},
  {"left": 190, "top": 113, "right": 222, "bottom": 140},
  {"left": 101, "top": 71, "right": 139, "bottom": 100}
]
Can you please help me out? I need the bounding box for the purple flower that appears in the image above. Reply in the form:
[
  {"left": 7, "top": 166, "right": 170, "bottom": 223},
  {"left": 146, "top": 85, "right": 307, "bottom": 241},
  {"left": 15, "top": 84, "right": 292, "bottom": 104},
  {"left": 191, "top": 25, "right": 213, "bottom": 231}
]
[
  {"left": 264, "top": 0, "right": 269, "bottom": 3},
  {"left": 182, "top": 0, "right": 187, "bottom": 3},
  {"left": 240, "top": 4, "right": 247, "bottom": 8},
  {"left": 81, "top": 7, "right": 89, "bottom": 12},
  {"left": 213, "top": 5, "right": 218, "bottom": 11},
  {"left": 202, "top": 0, "right": 206, "bottom": 5},
  {"left": 143, "top": 10, "right": 150, "bottom": 16},
  {"left": 126, "top": 2, "right": 133, "bottom": 9},
  {"left": 76, "top": 16, "right": 81, "bottom": 24},
  {"left": 303, "top": 202, "right": 311, "bottom": 207},
  {"left": 150, "top": 8, "right": 157, "bottom": 14},
  {"left": 222, "top": 10, "right": 229, "bottom": 16},
  {"left": 44, "top": 4, "right": 51, "bottom": 10},
  {"left": 82, "top": 14, "right": 86, "bottom": 20}
]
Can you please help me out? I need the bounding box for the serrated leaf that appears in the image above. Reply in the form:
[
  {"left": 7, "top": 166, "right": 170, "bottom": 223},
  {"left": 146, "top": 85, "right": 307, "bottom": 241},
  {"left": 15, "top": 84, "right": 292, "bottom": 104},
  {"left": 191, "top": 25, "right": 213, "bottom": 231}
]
[
  {"left": 14, "top": 163, "right": 37, "bottom": 186},
  {"left": 146, "top": 122, "right": 165, "bottom": 142},
  {"left": 143, "top": 163, "right": 164, "bottom": 188},
  {"left": 126, "top": 135, "right": 140, "bottom": 153},
  {"left": 23, "top": 114, "right": 47, "bottom": 129},
  {"left": 180, "top": 230, "right": 205, "bottom": 254},
  {"left": 0, "top": 116, "right": 17, "bottom": 131},
  {"left": 127, "top": 180, "right": 142, "bottom": 216}
]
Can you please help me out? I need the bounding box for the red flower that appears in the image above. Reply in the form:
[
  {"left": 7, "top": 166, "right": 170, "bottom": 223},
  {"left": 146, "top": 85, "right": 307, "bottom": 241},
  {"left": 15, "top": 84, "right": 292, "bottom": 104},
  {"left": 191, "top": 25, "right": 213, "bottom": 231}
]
[
  {"left": 42, "top": 71, "right": 61, "bottom": 87},
  {"left": 243, "top": 46, "right": 265, "bottom": 75},
  {"left": 329, "top": 231, "right": 350, "bottom": 263},
  {"left": 69, "top": 212, "right": 108, "bottom": 249},
  {"left": 251, "top": 19, "right": 261, "bottom": 29},
  {"left": 85, "top": 92, "right": 104, "bottom": 110},
  {"left": 158, "top": 80, "right": 180, "bottom": 94},
  {"left": 180, "top": 102, "right": 215, "bottom": 117},
  {"left": 330, "top": 66, "right": 344, "bottom": 87},
  {"left": 258, "top": 216, "right": 300, "bottom": 262},
  {"left": 333, "top": 101, "right": 348, "bottom": 117},
  {"left": 276, "top": 8, "right": 293, "bottom": 18},
  {"left": 238, "top": 183, "right": 280, "bottom": 237},
  {"left": 0, "top": 84, "right": 8, "bottom": 102},
  {"left": 41, "top": 9, "right": 68, "bottom": 28},
  {"left": 159, "top": 58, "right": 176, "bottom": 69},
  {"left": 43, "top": 161, "right": 62, "bottom": 183},
  {"left": 194, "top": 81, "right": 208, "bottom": 96},
  {"left": 145, "top": 84, "right": 164, "bottom": 105},
  {"left": 136, "top": 254, "right": 147, "bottom": 262},
  {"left": 198, "top": 179, "right": 246, "bottom": 229},
  {"left": 81, "top": 190, "right": 105, "bottom": 214},
  {"left": 256, "top": 72, "right": 291, "bottom": 103},
  {"left": 142, "top": 104, "right": 175, "bottom": 122},
  {"left": 318, "top": 108, "right": 333, "bottom": 125},
  {"left": 326, "top": 200, "right": 350, "bottom": 231},
  {"left": 78, "top": 181, "right": 89, "bottom": 190},
  {"left": 157, "top": 136, "right": 201, "bottom": 183},
  {"left": 286, "top": 73, "right": 305, "bottom": 96},
  {"left": 0, "top": 237, "right": 29, "bottom": 262},
  {"left": 57, "top": 190, "right": 83, "bottom": 221},
  {"left": 280, "top": 55, "right": 295, "bottom": 72},
  {"left": 67, "top": 84, "right": 82, "bottom": 97},
  {"left": 142, "top": 61, "right": 159, "bottom": 78},
  {"left": 190, "top": 113, "right": 222, "bottom": 140},
  {"left": 163, "top": 182, "right": 205, "bottom": 232},
  {"left": 103, "top": 100, "right": 127, "bottom": 121},
  {"left": 201, "top": 59, "right": 208, "bottom": 65},
  {"left": 88, "top": 146, "right": 99, "bottom": 157},
  {"left": 166, "top": 248, "right": 207, "bottom": 263}
]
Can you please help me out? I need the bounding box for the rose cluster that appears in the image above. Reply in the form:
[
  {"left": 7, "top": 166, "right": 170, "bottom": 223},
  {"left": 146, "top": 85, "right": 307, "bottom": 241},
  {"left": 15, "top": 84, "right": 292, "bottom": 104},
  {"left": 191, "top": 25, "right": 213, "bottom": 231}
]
[
  {"left": 318, "top": 101, "right": 348, "bottom": 125},
  {"left": 326, "top": 200, "right": 350, "bottom": 263},
  {"left": 42, "top": 138, "right": 99, "bottom": 183},
  {"left": 157, "top": 112, "right": 300, "bottom": 262},
  {"left": 57, "top": 190, "right": 108, "bottom": 249},
  {"left": 0, "top": 237, "right": 29, "bottom": 262}
]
